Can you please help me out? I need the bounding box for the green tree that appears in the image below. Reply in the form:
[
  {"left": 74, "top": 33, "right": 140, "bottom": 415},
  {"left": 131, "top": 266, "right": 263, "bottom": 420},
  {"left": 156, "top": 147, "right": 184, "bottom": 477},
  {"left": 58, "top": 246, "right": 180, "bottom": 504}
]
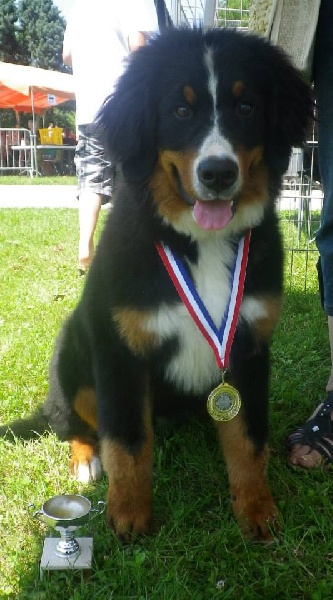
[
  {"left": 17, "top": 0, "right": 66, "bottom": 69},
  {"left": 0, "top": 0, "right": 20, "bottom": 62},
  {"left": 0, "top": 1, "right": 73, "bottom": 129}
]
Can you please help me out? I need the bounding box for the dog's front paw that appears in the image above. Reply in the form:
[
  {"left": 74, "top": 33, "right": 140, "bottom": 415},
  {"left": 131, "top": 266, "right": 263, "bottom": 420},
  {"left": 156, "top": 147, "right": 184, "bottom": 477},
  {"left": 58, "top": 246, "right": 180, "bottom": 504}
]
[
  {"left": 101, "top": 438, "right": 153, "bottom": 540},
  {"left": 232, "top": 493, "right": 280, "bottom": 543},
  {"left": 106, "top": 493, "right": 152, "bottom": 541}
]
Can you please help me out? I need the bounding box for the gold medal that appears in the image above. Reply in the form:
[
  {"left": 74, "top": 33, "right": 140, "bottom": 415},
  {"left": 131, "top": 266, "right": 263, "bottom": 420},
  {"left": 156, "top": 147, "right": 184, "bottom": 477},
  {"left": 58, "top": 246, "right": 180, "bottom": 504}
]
[{"left": 207, "top": 380, "right": 241, "bottom": 422}]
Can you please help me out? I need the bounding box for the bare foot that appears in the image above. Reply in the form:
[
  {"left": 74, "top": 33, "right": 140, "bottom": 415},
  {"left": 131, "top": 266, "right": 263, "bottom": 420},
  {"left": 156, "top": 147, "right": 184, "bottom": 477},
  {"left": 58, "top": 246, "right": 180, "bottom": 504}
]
[
  {"left": 289, "top": 392, "right": 333, "bottom": 469},
  {"left": 78, "top": 241, "right": 94, "bottom": 272},
  {"left": 289, "top": 441, "right": 324, "bottom": 468}
]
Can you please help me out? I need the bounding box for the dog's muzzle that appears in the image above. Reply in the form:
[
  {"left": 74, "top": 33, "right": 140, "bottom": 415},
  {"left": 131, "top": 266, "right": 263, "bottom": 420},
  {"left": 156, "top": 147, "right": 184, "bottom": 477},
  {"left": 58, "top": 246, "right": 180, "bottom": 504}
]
[
  {"left": 197, "top": 156, "right": 239, "bottom": 195},
  {"left": 191, "top": 155, "right": 240, "bottom": 230}
]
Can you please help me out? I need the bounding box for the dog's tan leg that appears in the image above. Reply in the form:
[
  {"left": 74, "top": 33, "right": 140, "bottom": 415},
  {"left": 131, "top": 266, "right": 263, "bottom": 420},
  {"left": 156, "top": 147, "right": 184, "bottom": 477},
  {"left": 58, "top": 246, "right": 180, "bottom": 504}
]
[
  {"left": 100, "top": 400, "right": 154, "bottom": 540},
  {"left": 216, "top": 413, "right": 278, "bottom": 542}
]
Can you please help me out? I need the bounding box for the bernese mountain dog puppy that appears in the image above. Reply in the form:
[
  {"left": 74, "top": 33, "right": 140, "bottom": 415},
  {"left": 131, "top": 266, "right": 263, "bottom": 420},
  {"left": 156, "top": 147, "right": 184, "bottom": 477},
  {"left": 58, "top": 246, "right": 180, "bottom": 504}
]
[{"left": 0, "top": 28, "right": 313, "bottom": 542}]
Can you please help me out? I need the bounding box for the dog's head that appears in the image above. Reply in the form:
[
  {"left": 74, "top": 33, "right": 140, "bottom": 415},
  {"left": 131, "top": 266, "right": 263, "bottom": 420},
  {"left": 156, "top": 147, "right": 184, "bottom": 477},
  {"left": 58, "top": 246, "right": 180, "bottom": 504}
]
[{"left": 99, "top": 28, "right": 313, "bottom": 238}]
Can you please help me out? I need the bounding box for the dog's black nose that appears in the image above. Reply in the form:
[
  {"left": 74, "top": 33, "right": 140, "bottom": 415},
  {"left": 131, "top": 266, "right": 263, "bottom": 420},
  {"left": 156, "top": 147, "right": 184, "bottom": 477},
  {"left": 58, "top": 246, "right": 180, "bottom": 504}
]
[{"left": 197, "top": 157, "right": 239, "bottom": 192}]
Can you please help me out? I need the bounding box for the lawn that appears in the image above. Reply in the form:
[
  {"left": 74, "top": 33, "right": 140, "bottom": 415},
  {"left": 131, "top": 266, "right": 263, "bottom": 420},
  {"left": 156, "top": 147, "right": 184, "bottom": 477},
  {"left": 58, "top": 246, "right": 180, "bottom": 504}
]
[
  {"left": 0, "top": 208, "right": 332, "bottom": 599},
  {"left": 0, "top": 175, "right": 76, "bottom": 185}
]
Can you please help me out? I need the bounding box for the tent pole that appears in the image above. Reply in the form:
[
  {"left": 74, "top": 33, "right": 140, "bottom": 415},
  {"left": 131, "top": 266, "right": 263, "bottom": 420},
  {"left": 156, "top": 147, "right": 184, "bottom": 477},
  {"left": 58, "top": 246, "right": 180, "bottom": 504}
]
[{"left": 30, "top": 88, "right": 38, "bottom": 177}]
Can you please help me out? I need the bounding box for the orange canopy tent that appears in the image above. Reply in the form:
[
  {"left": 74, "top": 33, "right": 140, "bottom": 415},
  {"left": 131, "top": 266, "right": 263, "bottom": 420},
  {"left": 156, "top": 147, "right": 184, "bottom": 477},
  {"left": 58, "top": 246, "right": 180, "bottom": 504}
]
[{"left": 0, "top": 61, "right": 75, "bottom": 113}]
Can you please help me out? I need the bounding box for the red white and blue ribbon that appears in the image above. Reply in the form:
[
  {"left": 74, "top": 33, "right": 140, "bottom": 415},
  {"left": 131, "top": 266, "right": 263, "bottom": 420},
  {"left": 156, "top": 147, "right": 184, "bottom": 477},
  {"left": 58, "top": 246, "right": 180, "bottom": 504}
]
[{"left": 156, "top": 230, "right": 251, "bottom": 370}]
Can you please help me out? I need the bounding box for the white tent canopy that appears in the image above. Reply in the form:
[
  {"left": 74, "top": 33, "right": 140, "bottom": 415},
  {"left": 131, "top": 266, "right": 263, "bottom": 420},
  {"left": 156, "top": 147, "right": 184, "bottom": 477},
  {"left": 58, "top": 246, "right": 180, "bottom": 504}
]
[{"left": 0, "top": 61, "right": 75, "bottom": 114}]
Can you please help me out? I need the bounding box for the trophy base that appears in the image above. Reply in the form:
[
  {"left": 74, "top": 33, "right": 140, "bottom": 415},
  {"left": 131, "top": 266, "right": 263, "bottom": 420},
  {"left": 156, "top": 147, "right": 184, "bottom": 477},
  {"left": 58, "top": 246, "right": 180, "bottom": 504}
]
[{"left": 39, "top": 537, "right": 93, "bottom": 580}]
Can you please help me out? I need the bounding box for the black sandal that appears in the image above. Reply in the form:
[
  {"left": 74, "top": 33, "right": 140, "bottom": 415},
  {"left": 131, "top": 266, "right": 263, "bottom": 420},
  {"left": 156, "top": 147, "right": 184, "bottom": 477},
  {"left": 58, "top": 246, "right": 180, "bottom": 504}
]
[{"left": 288, "top": 391, "right": 333, "bottom": 466}]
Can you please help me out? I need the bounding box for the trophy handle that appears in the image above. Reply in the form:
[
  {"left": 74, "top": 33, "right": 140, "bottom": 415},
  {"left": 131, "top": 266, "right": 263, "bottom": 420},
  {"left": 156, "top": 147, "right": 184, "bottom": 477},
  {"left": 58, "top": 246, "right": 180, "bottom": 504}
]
[
  {"left": 27, "top": 503, "right": 43, "bottom": 521},
  {"left": 32, "top": 510, "right": 44, "bottom": 521},
  {"left": 90, "top": 500, "right": 106, "bottom": 517}
]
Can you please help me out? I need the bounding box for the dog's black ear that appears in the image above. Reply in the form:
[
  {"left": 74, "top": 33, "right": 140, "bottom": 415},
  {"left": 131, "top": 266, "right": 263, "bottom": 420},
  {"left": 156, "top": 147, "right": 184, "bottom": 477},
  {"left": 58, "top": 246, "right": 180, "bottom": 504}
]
[
  {"left": 98, "top": 47, "right": 158, "bottom": 182},
  {"left": 266, "top": 44, "right": 314, "bottom": 173}
]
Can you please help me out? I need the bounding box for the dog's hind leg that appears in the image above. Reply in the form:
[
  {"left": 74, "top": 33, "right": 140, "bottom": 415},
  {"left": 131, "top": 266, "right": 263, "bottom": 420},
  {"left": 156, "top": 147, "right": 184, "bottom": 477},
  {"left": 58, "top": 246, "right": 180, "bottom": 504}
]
[
  {"left": 70, "top": 437, "right": 102, "bottom": 484},
  {"left": 70, "top": 387, "right": 103, "bottom": 484}
]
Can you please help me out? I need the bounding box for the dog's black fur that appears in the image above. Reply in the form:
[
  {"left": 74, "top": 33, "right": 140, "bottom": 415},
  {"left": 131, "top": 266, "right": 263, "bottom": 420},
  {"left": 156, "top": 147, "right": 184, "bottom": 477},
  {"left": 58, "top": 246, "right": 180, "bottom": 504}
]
[{"left": 1, "top": 28, "right": 313, "bottom": 541}]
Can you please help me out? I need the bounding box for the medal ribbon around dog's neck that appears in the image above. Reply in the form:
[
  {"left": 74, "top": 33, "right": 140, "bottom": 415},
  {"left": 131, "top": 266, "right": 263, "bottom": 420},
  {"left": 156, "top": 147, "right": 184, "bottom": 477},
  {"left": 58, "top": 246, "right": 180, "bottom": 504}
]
[{"left": 156, "top": 229, "right": 251, "bottom": 421}]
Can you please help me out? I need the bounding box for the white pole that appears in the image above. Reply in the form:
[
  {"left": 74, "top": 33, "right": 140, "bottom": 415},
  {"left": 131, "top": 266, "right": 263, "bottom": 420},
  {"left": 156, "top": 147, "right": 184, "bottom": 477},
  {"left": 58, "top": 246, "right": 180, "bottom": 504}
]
[
  {"left": 203, "top": 0, "right": 217, "bottom": 30},
  {"left": 30, "top": 88, "right": 38, "bottom": 176}
]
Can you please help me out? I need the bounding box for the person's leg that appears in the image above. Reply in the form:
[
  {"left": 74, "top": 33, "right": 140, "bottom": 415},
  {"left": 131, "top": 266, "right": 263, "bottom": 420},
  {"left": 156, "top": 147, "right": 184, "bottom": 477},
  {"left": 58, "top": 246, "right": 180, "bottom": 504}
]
[
  {"left": 75, "top": 123, "right": 112, "bottom": 272},
  {"left": 289, "top": 316, "right": 333, "bottom": 469},
  {"left": 328, "top": 316, "right": 333, "bottom": 388},
  {"left": 289, "top": 0, "right": 333, "bottom": 468},
  {"left": 78, "top": 190, "right": 103, "bottom": 272}
]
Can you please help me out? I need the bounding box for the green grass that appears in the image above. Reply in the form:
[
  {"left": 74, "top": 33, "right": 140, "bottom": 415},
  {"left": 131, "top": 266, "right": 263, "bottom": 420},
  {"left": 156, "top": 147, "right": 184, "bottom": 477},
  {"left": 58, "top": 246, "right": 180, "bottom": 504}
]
[
  {"left": 1, "top": 210, "right": 333, "bottom": 599},
  {"left": 0, "top": 175, "right": 76, "bottom": 185}
]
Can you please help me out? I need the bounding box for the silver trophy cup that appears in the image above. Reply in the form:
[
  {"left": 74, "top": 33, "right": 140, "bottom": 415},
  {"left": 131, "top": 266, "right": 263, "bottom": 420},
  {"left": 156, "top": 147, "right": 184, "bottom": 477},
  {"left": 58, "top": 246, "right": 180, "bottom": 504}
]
[{"left": 32, "top": 494, "right": 105, "bottom": 558}]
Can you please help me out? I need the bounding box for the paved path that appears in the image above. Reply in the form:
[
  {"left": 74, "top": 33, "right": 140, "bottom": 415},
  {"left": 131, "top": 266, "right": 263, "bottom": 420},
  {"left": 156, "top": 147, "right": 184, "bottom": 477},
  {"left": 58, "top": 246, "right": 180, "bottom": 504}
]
[
  {"left": 0, "top": 185, "right": 78, "bottom": 208},
  {"left": 0, "top": 184, "right": 323, "bottom": 211}
]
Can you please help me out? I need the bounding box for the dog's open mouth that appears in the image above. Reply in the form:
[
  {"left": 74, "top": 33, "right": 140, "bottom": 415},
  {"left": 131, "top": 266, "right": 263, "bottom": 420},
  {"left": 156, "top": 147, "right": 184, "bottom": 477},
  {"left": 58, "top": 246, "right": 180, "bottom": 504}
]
[
  {"left": 172, "top": 164, "right": 235, "bottom": 231},
  {"left": 193, "top": 199, "right": 234, "bottom": 230}
]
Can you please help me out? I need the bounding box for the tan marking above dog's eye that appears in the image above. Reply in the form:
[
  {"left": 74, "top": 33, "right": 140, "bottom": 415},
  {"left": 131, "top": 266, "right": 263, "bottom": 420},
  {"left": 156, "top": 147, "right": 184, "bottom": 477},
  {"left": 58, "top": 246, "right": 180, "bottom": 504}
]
[
  {"left": 232, "top": 80, "right": 244, "bottom": 97},
  {"left": 183, "top": 85, "right": 197, "bottom": 105}
]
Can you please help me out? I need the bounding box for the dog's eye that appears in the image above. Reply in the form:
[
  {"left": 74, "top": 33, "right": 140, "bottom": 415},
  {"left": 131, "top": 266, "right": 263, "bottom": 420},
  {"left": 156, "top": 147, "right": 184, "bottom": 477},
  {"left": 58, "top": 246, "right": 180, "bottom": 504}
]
[
  {"left": 237, "top": 102, "right": 255, "bottom": 117},
  {"left": 174, "top": 105, "right": 192, "bottom": 119}
]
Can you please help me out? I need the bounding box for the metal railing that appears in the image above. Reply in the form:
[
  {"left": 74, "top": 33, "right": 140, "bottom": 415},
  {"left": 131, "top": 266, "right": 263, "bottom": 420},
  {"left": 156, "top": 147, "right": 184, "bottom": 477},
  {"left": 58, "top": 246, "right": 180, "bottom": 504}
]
[
  {"left": 214, "top": 0, "right": 249, "bottom": 29},
  {"left": 170, "top": 0, "right": 250, "bottom": 28},
  {"left": 278, "top": 132, "right": 322, "bottom": 291},
  {"left": 0, "top": 128, "right": 36, "bottom": 177}
]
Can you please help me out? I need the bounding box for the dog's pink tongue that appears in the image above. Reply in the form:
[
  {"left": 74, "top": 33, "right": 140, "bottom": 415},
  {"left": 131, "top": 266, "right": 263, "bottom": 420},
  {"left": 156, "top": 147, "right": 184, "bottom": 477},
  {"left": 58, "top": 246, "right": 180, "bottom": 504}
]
[{"left": 193, "top": 200, "right": 233, "bottom": 230}]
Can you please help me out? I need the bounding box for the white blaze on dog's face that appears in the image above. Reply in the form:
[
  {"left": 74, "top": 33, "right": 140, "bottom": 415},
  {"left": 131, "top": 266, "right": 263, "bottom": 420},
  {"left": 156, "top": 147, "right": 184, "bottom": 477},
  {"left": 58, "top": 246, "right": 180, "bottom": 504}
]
[
  {"left": 191, "top": 47, "right": 242, "bottom": 231},
  {"left": 150, "top": 44, "right": 269, "bottom": 240}
]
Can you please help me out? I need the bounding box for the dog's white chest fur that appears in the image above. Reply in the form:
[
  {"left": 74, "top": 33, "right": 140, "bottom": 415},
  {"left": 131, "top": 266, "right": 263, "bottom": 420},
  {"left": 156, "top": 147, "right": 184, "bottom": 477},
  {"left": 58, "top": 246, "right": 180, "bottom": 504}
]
[{"left": 146, "top": 236, "right": 265, "bottom": 395}]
